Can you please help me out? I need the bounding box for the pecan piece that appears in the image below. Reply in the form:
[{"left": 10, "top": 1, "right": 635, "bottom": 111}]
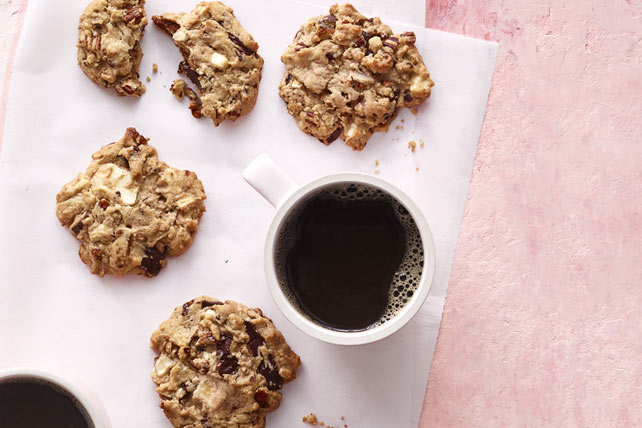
[{"left": 124, "top": 6, "right": 144, "bottom": 24}]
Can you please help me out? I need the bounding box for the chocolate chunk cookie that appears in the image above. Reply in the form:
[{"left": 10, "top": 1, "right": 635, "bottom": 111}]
[
  {"left": 78, "top": 0, "right": 147, "bottom": 97},
  {"left": 55, "top": 128, "right": 206, "bottom": 277},
  {"left": 153, "top": 2, "right": 264, "bottom": 126},
  {"left": 279, "top": 4, "right": 434, "bottom": 151},
  {"left": 150, "top": 297, "right": 301, "bottom": 428}
]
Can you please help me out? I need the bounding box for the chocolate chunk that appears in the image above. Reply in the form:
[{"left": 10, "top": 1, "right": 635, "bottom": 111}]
[
  {"left": 254, "top": 390, "right": 269, "bottom": 408},
  {"left": 141, "top": 247, "right": 166, "bottom": 277},
  {"left": 244, "top": 321, "right": 265, "bottom": 357},
  {"left": 403, "top": 90, "right": 413, "bottom": 103},
  {"left": 217, "top": 332, "right": 233, "bottom": 355},
  {"left": 201, "top": 300, "right": 223, "bottom": 308},
  {"left": 98, "top": 199, "right": 109, "bottom": 210},
  {"left": 177, "top": 61, "right": 202, "bottom": 90},
  {"left": 228, "top": 33, "right": 255, "bottom": 56},
  {"left": 218, "top": 356, "right": 238, "bottom": 375},
  {"left": 216, "top": 333, "right": 239, "bottom": 375},
  {"left": 182, "top": 300, "right": 194, "bottom": 316},
  {"left": 401, "top": 31, "right": 417, "bottom": 44},
  {"left": 319, "top": 14, "right": 337, "bottom": 30},
  {"left": 258, "top": 355, "right": 283, "bottom": 390},
  {"left": 325, "top": 127, "right": 343, "bottom": 144},
  {"left": 354, "top": 38, "right": 365, "bottom": 47},
  {"left": 285, "top": 74, "right": 293, "bottom": 84},
  {"left": 124, "top": 6, "right": 143, "bottom": 24},
  {"left": 382, "top": 36, "right": 399, "bottom": 49},
  {"left": 71, "top": 222, "right": 83, "bottom": 235},
  {"left": 152, "top": 16, "right": 179, "bottom": 35}
]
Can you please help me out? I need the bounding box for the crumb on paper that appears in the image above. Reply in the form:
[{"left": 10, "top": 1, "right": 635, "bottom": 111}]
[
  {"left": 225, "top": 259, "right": 229, "bottom": 264},
  {"left": 408, "top": 140, "right": 417, "bottom": 152},
  {"left": 303, "top": 413, "right": 318, "bottom": 425},
  {"left": 401, "top": 119, "right": 405, "bottom": 123},
  {"left": 395, "top": 125, "right": 403, "bottom": 130},
  {"left": 416, "top": 167, "right": 420, "bottom": 171},
  {"left": 411, "top": 108, "right": 418, "bottom": 115},
  {"left": 420, "top": 140, "right": 425, "bottom": 148},
  {"left": 146, "top": 76, "right": 151, "bottom": 82},
  {"left": 152, "top": 63, "right": 158, "bottom": 73},
  {"left": 374, "top": 169, "right": 380, "bottom": 175},
  {"left": 375, "top": 160, "right": 379, "bottom": 166}
]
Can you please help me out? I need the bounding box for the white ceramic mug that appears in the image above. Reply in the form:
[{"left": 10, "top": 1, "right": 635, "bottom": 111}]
[
  {"left": 0, "top": 367, "right": 111, "bottom": 428},
  {"left": 243, "top": 154, "right": 436, "bottom": 345}
]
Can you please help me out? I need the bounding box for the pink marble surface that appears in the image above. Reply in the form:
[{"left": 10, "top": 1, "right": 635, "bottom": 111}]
[
  {"left": 2, "top": 1, "right": 642, "bottom": 427},
  {"left": 421, "top": 0, "right": 642, "bottom": 426}
]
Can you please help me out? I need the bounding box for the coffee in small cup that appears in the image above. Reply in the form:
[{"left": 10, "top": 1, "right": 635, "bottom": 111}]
[
  {"left": 274, "top": 182, "right": 424, "bottom": 331},
  {"left": 0, "top": 377, "right": 93, "bottom": 428}
]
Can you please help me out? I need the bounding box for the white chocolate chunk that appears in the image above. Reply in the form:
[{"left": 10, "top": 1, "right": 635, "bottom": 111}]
[
  {"left": 345, "top": 122, "right": 358, "bottom": 138},
  {"left": 410, "top": 74, "right": 432, "bottom": 93},
  {"left": 91, "top": 164, "right": 138, "bottom": 205},
  {"left": 154, "top": 354, "right": 175, "bottom": 377},
  {"left": 210, "top": 52, "right": 229, "bottom": 68},
  {"left": 175, "top": 195, "right": 197, "bottom": 209},
  {"left": 172, "top": 28, "right": 187, "bottom": 42}
]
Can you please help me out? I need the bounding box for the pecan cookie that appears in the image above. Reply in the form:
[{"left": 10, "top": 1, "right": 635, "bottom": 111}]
[
  {"left": 279, "top": 4, "right": 434, "bottom": 151},
  {"left": 150, "top": 297, "right": 301, "bottom": 428},
  {"left": 78, "top": 0, "right": 147, "bottom": 97},
  {"left": 153, "top": 2, "right": 264, "bottom": 126},
  {"left": 55, "top": 128, "right": 206, "bottom": 277}
]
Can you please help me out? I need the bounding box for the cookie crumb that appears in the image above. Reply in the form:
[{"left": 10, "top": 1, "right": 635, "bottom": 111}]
[
  {"left": 401, "top": 119, "right": 405, "bottom": 123},
  {"left": 146, "top": 76, "right": 151, "bottom": 82},
  {"left": 411, "top": 108, "right": 418, "bottom": 115},
  {"left": 408, "top": 140, "right": 417, "bottom": 152},
  {"left": 420, "top": 140, "right": 425, "bottom": 148},
  {"left": 303, "top": 413, "right": 318, "bottom": 425},
  {"left": 416, "top": 167, "right": 419, "bottom": 171},
  {"left": 152, "top": 63, "right": 158, "bottom": 73},
  {"left": 395, "top": 125, "right": 403, "bottom": 130},
  {"left": 225, "top": 259, "right": 229, "bottom": 264},
  {"left": 375, "top": 160, "right": 379, "bottom": 166},
  {"left": 374, "top": 169, "right": 380, "bottom": 175}
]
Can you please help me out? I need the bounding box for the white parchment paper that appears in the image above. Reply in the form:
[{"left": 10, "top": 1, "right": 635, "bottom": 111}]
[{"left": 0, "top": 1, "right": 497, "bottom": 427}]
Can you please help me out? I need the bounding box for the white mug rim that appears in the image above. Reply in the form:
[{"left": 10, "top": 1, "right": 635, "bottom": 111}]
[
  {"left": 0, "top": 367, "right": 110, "bottom": 428},
  {"left": 264, "top": 172, "right": 436, "bottom": 345}
]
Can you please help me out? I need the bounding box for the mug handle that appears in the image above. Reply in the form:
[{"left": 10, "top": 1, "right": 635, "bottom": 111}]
[{"left": 242, "top": 154, "right": 297, "bottom": 208}]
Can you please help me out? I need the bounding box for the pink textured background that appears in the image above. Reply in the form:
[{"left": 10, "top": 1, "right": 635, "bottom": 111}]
[
  {"left": 2, "top": 1, "right": 642, "bottom": 427},
  {"left": 421, "top": 0, "right": 642, "bottom": 427}
]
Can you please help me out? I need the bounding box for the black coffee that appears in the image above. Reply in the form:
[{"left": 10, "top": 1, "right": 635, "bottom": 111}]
[
  {"left": 275, "top": 183, "right": 424, "bottom": 331},
  {"left": 0, "top": 378, "right": 92, "bottom": 428}
]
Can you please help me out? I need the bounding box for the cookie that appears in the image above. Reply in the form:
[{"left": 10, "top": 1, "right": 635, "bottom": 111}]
[
  {"left": 55, "top": 128, "right": 206, "bottom": 277},
  {"left": 78, "top": 0, "right": 148, "bottom": 97},
  {"left": 278, "top": 4, "right": 434, "bottom": 151},
  {"left": 153, "top": 2, "right": 264, "bottom": 126},
  {"left": 150, "top": 297, "right": 301, "bottom": 428}
]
